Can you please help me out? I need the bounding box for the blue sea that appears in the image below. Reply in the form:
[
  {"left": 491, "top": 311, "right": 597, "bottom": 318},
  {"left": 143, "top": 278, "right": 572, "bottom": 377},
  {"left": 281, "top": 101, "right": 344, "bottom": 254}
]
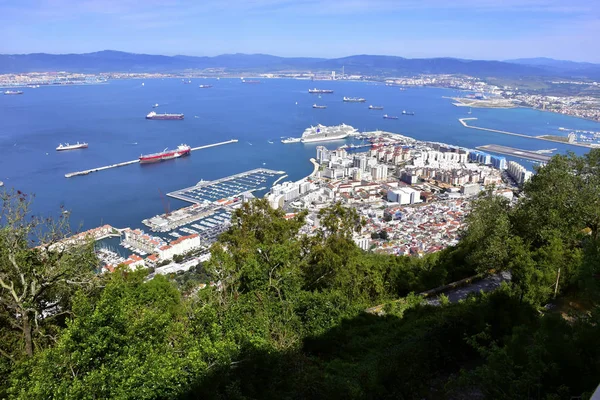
[{"left": 1, "top": 78, "right": 599, "bottom": 231}]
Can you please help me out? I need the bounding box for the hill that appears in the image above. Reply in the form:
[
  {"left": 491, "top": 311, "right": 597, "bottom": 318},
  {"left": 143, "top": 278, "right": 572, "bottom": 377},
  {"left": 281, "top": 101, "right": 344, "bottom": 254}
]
[
  {"left": 505, "top": 57, "right": 600, "bottom": 80},
  {"left": 0, "top": 50, "right": 573, "bottom": 78}
]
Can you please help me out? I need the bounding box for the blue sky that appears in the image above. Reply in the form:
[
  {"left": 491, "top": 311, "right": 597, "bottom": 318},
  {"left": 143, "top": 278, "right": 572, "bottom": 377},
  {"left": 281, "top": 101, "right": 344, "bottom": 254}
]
[{"left": 1, "top": 0, "right": 599, "bottom": 62}]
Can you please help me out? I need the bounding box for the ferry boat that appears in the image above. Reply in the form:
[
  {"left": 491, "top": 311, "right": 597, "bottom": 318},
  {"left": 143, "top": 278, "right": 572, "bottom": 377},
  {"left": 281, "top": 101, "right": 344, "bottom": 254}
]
[
  {"left": 343, "top": 97, "right": 366, "bottom": 103},
  {"left": 383, "top": 114, "right": 398, "bottom": 120},
  {"left": 313, "top": 104, "right": 327, "bottom": 109},
  {"left": 281, "top": 137, "right": 302, "bottom": 144},
  {"left": 146, "top": 111, "right": 184, "bottom": 120},
  {"left": 402, "top": 110, "right": 415, "bottom": 116},
  {"left": 301, "top": 123, "right": 357, "bottom": 143},
  {"left": 308, "top": 88, "right": 334, "bottom": 94},
  {"left": 199, "top": 84, "right": 213, "bottom": 88},
  {"left": 139, "top": 144, "right": 191, "bottom": 164},
  {"left": 369, "top": 105, "right": 384, "bottom": 110},
  {"left": 4, "top": 90, "right": 23, "bottom": 95},
  {"left": 56, "top": 142, "right": 88, "bottom": 151}
]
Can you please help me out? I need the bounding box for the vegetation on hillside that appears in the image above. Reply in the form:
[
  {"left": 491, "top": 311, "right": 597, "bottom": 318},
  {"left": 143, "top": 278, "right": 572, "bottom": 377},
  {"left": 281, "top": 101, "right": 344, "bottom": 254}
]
[{"left": 1, "top": 150, "right": 599, "bottom": 399}]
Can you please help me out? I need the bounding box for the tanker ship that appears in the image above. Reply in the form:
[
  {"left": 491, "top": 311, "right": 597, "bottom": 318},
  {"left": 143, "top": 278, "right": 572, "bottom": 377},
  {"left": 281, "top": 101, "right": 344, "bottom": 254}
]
[
  {"left": 308, "top": 88, "right": 334, "bottom": 94},
  {"left": 139, "top": 144, "right": 191, "bottom": 163},
  {"left": 146, "top": 111, "right": 184, "bottom": 120},
  {"left": 343, "top": 97, "right": 366, "bottom": 103}
]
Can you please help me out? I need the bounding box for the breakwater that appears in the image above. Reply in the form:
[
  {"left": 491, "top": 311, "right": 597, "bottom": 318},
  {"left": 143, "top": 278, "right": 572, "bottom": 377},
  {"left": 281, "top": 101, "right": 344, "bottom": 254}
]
[
  {"left": 65, "top": 139, "right": 238, "bottom": 178},
  {"left": 459, "top": 118, "right": 591, "bottom": 148}
]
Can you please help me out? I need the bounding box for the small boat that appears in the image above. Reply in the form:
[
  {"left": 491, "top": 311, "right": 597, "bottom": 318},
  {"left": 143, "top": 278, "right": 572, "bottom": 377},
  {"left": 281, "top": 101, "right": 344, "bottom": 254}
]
[
  {"left": 281, "top": 137, "right": 301, "bottom": 144},
  {"left": 383, "top": 114, "right": 398, "bottom": 120},
  {"left": 268, "top": 140, "right": 274, "bottom": 144},
  {"left": 313, "top": 104, "right": 327, "bottom": 109},
  {"left": 152, "top": 103, "right": 159, "bottom": 108}
]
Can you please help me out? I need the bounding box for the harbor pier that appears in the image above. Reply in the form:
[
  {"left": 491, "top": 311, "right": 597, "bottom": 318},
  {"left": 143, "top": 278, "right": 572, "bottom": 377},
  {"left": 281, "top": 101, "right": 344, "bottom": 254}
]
[{"left": 65, "top": 139, "right": 238, "bottom": 178}]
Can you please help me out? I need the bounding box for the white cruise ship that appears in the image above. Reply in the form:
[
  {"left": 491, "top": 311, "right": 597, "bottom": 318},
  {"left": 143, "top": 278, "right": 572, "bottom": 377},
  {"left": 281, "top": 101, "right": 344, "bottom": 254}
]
[{"left": 301, "top": 124, "right": 357, "bottom": 143}]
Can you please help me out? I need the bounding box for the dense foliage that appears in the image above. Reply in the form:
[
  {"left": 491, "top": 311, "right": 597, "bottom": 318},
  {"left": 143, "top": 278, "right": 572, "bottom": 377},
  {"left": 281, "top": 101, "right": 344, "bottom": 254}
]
[{"left": 1, "top": 150, "right": 600, "bottom": 399}]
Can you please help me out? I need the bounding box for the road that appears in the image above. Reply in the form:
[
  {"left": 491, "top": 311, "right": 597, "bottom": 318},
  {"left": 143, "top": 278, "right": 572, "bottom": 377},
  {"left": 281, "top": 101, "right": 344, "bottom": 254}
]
[{"left": 426, "top": 271, "right": 512, "bottom": 305}]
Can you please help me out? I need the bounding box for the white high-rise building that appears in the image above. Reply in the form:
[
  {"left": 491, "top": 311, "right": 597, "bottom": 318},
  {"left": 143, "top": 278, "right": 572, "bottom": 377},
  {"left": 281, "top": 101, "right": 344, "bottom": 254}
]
[
  {"left": 316, "top": 146, "right": 331, "bottom": 163},
  {"left": 371, "top": 164, "right": 389, "bottom": 181},
  {"left": 507, "top": 161, "right": 533, "bottom": 185}
]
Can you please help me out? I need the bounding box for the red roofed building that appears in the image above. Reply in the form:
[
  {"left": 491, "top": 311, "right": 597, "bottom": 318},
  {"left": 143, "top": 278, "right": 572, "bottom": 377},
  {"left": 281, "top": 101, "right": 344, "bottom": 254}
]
[{"left": 157, "top": 234, "right": 201, "bottom": 261}]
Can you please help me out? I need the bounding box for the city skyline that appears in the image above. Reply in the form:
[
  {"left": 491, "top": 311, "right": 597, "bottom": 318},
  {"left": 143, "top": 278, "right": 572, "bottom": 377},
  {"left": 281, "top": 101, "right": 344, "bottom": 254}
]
[{"left": 1, "top": 0, "right": 599, "bottom": 62}]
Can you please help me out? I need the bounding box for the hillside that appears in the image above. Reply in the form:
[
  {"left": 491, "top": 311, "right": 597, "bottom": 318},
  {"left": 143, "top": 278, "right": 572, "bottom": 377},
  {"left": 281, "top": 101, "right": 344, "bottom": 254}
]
[
  {"left": 1, "top": 149, "right": 600, "bottom": 399},
  {"left": 0, "top": 50, "right": 580, "bottom": 79}
]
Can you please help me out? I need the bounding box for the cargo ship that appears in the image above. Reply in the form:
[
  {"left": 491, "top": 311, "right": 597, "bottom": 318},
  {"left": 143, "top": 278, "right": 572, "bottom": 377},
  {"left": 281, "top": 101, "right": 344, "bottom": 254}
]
[
  {"left": 402, "top": 110, "right": 415, "bottom": 116},
  {"left": 308, "top": 88, "right": 334, "bottom": 94},
  {"left": 139, "top": 144, "right": 191, "bottom": 164},
  {"left": 56, "top": 142, "right": 88, "bottom": 151},
  {"left": 343, "top": 97, "right": 366, "bottom": 103},
  {"left": 242, "top": 79, "right": 261, "bottom": 84},
  {"left": 383, "top": 114, "right": 398, "bottom": 120},
  {"left": 199, "top": 84, "right": 212, "bottom": 88},
  {"left": 313, "top": 104, "right": 327, "bottom": 109},
  {"left": 4, "top": 90, "right": 23, "bottom": 95},
  {"left": 369, "top": 105, "right": 384, "bottom": 110},
  {"left": 146, "top": 111, "right": 184, "bottom": 120}
]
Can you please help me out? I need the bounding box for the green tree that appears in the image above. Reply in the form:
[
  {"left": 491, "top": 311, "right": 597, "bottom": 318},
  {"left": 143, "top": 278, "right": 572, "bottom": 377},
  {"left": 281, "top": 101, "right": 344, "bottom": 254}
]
[
  {"left": 0, "top": 191, "right": 97, "bottom": 360},
  {"left": 460, "top": 189, "right": 512, "bottom": 273},
  {"left": 10, "top": 269, "right": 235, "bottom": 399}
]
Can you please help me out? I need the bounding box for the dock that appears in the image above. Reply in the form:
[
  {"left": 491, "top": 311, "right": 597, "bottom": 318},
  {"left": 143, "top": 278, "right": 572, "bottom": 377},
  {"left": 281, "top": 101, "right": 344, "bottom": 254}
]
[
  {"left": 64, "top": 139, "right": 238, "bottom": 178},
  {"left": 167, "top": 168, "right": 285, "bottom": 204},
  {"left": 459, "top": 118, "right": 591, "bottom": 148},
  {"left": 476, "top": 144, "right": 552, "bottom": 163}
]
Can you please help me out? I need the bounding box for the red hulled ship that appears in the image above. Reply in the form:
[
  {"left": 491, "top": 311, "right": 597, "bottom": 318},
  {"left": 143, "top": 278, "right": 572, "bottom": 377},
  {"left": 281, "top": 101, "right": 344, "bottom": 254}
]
[{"left": 139, "top": 144, "right": 191, "bottom": 164}]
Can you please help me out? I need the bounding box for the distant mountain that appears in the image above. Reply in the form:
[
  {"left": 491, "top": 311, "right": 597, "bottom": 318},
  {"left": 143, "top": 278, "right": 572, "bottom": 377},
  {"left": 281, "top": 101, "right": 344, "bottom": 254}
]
[
  {"left": 505, "top": 57, "right": 600, "bottom": 80},
  {"left": 1, "top": 50, "right": 598, "bottom": 79}
]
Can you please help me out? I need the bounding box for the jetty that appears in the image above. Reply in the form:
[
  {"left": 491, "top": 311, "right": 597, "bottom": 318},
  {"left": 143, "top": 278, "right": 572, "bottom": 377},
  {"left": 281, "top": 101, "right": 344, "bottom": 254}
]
[
  {"left": 65, "top": 139, "right": 238, "bottom": 178},
  {"left": 459, "top": 118, "right": 592, "bottom": 148}
]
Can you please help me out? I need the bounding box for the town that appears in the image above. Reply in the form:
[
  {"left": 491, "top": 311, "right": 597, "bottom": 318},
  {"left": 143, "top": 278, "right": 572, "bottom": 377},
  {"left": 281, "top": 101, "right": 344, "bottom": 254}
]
[{"left": 61, "top": 128, "right": 534, "bottom": 274}]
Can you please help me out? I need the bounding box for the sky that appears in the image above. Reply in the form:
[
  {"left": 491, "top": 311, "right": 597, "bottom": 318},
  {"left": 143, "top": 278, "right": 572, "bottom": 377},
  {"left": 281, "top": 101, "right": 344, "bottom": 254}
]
[{"left": 0, "top": 0, "right": 599, "bottom": 62}]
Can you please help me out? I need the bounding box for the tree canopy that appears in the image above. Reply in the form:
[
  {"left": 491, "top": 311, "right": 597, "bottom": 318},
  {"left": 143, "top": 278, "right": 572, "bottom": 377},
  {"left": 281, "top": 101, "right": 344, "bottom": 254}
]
[{"left": 2, "top": 150, "right": 600, "bottom": 399}]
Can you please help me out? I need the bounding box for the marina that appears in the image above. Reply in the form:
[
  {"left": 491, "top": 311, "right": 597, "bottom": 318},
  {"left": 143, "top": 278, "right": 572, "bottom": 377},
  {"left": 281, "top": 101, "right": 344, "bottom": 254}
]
[
  {"left": 167, "top": 168, "right": 285, "bottom": 205},
  {"left": 64, "top": 139, "right": 238, "bottom": 178},
  {"left": 476, "top": 144, "right": 552, "bottom": 163}
]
